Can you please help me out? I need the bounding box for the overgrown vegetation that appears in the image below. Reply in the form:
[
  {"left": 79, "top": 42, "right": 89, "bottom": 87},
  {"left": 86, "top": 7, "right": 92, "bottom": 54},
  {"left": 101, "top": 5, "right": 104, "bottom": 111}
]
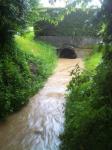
[
  {"left": 1, "top": 1, "right": 112, "bottom": 149},
  {"left": 84, "top": 50, "right": 102, "bottom": 71},
  {"left": 35, "top": 8, "right": 99, "bottom": 37},
  {"left": 61, "top": 0, "right": 112, "bottom": 149},
  {"left": 0, "top": 33, "right": 57, "bottom": 119},
  {"left": 0, "top": 0, "right": 58, "bottom": 120},
  {"left": 60, "top": 51, "right": 105, "bottom": 150}
]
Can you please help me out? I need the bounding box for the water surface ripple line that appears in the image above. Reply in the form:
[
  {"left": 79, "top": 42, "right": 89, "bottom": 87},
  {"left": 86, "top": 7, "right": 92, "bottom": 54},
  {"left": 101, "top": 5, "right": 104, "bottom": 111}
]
[{"left": 0, "top": 58, "right": 84, "bottom": 150}]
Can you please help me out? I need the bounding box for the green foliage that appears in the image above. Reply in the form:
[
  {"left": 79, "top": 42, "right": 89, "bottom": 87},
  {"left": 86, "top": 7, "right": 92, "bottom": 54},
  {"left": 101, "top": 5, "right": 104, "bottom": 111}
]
[
  {"left": 92, "top": 45, "right": 112, "bottom": 108},
  {"left": 34, "top": 6, "right": 76, "bottom": 25},
  {"left": 0, "top": 0, "right": 26, "bottom": 44},
  {"left": 15, "top": 32, "right": 57, "bottom": 74},
  {"left": 0, "top": 0, "right": 40, "bottom": 45},
  {"left": 26, "top": 0, "right": 42, "bottom": 26},
  {"left": 60, "top": 70, "right": 93, "bottom": 150},
  {"left": 55, "top": 9, "right": 99, "bottom": 37},
  {"left": 35, "top": 8, "right": 99, "bottom": 37},
  {"left": 34, "top": 20, "right": 57, "bottom": 36},
  {"left": 60, "top": 51, "right": 111, "bottom": 150},
  {"left": 0, "top": 33, "right": 57, "bottom": 120},
  {"left": 85, "top": 51, "right": 102, "bottom": 71},
  {"left": 60, "top": 0, "right": 112, "bottom": 149},
  {"left": 99, "top": 0, "right": 112, "bottom": 43}
]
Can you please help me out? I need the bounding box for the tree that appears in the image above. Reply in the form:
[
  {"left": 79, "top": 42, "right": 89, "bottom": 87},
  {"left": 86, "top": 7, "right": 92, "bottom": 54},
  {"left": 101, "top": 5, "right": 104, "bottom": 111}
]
[
  {"left": 0, "top": 0, "right": 40, "bottom": 48},
  {"left": 100, "top": 0, "right": 112, "bottom": 44},
  {"left": 26, "top": 0, "right": 42, "bottom": 26},
  {"left": 0, "top": 0, "right": 25, "bottom": 45}
]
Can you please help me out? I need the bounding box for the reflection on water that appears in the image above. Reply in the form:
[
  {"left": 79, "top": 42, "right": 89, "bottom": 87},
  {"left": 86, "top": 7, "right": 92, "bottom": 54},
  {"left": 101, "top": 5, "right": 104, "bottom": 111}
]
[{"left": 0, "top": 58, "right": 83, "bottom": 150}]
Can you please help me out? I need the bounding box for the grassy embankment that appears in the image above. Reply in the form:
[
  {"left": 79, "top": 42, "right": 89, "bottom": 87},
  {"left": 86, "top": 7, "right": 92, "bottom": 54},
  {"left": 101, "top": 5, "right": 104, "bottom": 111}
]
[
  {"left": 0, "top": 32, "right": 57, "bottom": 119},
  {"left": 60, "top": 50, "right": 104, "bottom": 150}
]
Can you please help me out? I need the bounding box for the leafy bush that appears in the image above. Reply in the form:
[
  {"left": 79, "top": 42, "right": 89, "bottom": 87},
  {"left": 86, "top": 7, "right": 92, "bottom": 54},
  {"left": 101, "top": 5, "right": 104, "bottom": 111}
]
[
  {"left": 60, "top": 51, "right": 112, "bottom": 150},
  {"left": 60, "top": 0, "right": 112, "bottom": 148},
  {"left": 0, "top": 33, "right": 57, "bottom": 120},
  {"left": 60, "top": 65, "right": 94, "bottom": 150},
  {"left": 35, "top": 9, "right": 100, "bottom": 37}
]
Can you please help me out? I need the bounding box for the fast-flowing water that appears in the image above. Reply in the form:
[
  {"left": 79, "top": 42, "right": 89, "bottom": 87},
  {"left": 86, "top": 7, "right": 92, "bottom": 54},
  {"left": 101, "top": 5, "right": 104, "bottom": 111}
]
[{"left": 0, "top": 57, "right": 84, "bottom": 150}]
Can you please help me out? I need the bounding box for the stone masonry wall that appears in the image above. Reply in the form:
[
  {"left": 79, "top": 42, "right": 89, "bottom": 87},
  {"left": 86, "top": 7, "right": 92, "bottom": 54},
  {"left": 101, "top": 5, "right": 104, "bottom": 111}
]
[{"left": 37, "top": 36, "right": 101, "bottom": 48}]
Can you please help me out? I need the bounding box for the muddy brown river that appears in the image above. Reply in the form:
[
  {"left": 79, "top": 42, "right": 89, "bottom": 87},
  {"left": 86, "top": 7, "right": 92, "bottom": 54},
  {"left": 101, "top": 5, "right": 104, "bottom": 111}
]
[{"left": 0, "top": 56, "right": 85, "bottom": 150}]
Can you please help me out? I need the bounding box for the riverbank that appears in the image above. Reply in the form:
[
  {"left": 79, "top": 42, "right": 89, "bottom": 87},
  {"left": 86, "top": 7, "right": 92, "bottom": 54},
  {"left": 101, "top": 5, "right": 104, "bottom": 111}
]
[
  {"left": 60, "top": 51, "right": 102, "bottom": 150},
  {"left": 0, "top": 58, "right": 84, "bottom": 150},
  {"left": 0, "top": 32, "right": 57, "bottom": 119}
]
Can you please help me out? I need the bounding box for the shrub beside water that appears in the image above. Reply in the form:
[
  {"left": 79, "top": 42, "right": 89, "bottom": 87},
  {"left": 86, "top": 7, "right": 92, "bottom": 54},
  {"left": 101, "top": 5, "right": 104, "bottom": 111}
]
[
  {"left": 60, "top": 50, "right": 112, "bottom": 150},
  {"left": 0, "top": 33, "right": 57, "bottom": 120}
]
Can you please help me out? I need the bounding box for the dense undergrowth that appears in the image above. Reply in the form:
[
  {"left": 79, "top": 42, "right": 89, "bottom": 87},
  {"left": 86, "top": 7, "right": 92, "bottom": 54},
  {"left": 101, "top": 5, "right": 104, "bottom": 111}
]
[
  {"left": 0, "top": 32, "right": 57, "bottom": 120},
  {"left": 60, "top": 49, "right": 112, "bottom": 150}
]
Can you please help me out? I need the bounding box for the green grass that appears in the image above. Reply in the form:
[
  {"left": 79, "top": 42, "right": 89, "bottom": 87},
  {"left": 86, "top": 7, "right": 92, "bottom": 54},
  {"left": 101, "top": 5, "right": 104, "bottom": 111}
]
[
  {"left": 0, "top": 32, "right": 57, "bottom": 120},
  {"left": 85, "top": 52, "right": 102, "bottom": 71},
  {"left": 15, "top": 32, "right": 57, "bottom": 73}
]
